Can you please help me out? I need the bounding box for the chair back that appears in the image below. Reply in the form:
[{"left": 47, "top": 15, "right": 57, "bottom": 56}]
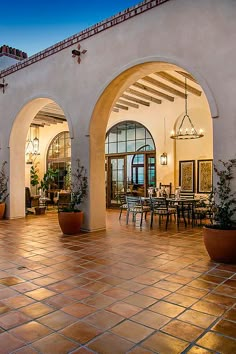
[{"left": 126, "top": 196, "right": 141, "bottom": 208}]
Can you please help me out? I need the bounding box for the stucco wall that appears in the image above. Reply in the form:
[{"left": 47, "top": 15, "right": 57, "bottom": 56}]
[{"left": 0, "top": 0, "right": 235, "bottom": 229}]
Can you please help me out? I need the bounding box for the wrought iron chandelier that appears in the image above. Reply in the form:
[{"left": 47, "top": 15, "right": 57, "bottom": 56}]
[{"left": 170, "top": 78, "right": 204, "bottom": 140}]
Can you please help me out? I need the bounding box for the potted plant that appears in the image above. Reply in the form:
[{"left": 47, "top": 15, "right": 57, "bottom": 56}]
[
  {"left": 30, "top": 162, "right": 40, "bottom": 194},
  {"left": 203, "top": 158, "right": 236, "bottom": 263},
  {"left": 0, "top": 161, "right": 9, "bottom": 219},
  {"left": 58, "top": 159, "right": 88, "bottom": 235}
]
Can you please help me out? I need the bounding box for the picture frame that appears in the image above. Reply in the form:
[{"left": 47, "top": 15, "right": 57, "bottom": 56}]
[
  {"left": 179, "top": 160, "right": 195, "bottom": 192},
  {"left": 197, "top": 159, "right": 213, "bottom": 193}
]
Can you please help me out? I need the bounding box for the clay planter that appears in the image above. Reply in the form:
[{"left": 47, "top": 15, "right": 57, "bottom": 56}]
[
  {"left": 0, "top": 203, "right": 6, "bottom": 219},
  {"left": 58, "top": 211, "right": 84, "bottom": 235},
  {"left": 203, "top": 226, "right": 236, "bottom": 264}
]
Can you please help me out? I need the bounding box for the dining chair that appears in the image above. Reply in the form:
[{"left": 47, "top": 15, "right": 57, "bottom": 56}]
[
  {"left": 126, "top": 196, "right": 150, "bottom": 227},
  {"left": 118, "top": 194, "right": 128, "bottom": 220},
  {"left": 150, "top": 197, "right": 176, "bottom": 230}
]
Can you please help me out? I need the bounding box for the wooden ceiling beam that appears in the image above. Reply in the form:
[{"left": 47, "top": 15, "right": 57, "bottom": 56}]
[
  {"left": 176, "top": 70, "right": 198, "bottom": 84},
  {"left": 121, "top": 94, "right": 150, "bottom": 106},
  {"left": 117, "top": 99, "right": 139, "bottom": 108},
  {"left": 142, "top": 76, "right": 186, "bottom": 98},
  {"left": 112, "top": 108, "right": 119, "bottom": 113},
  {"left": 114, "top": 104, "right": 129, "bottom": 110},
  {"left": 125, "top": 88, "right": 161, "bottom": 104},
  {"left": 133, "top": 82, "right": 174, "bottom": 102},
  {"left": 155, "top": 72, "right": 202, "bottom": 96}
]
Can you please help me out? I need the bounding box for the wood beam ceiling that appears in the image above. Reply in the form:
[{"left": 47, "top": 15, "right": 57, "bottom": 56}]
[
  {"left": 175, "top": 70, "right": 198, "bottom": 84},
  {"left": 118, "top": 99, "right": 139, "bottom": 108},
  {"left": 133, "top": 82, "right": 174, "bottom": 102},
  {"left": 125, "top": 88, "right": 161, "bottom": 104},
  {"left": 142, "top": 76, "right": 187, "bottom": 98},
  {"left": 121, "top": 93, "right": 150, "bottom": 106},
  {"left": 155, "top": 72, "right": 202, "bottom": 96}
]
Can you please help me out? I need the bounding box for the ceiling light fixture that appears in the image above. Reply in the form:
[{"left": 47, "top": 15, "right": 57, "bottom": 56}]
[{"left": 170, "top": 78, "right": 204, "bottom": 140}]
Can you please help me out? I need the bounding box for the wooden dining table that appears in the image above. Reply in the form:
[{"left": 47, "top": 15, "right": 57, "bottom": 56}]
[{"left": 166, "top": 198, "right": 200, "bottom": 227}]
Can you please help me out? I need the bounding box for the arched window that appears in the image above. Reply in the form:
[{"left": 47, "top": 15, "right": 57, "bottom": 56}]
[
  {"left": 47, "top": 131, "right": 71, "bottom": 190},
  {"left": 105, "top": 121, "right": 156, "bottom": 206}
]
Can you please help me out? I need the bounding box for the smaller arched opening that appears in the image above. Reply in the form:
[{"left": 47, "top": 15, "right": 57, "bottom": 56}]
[{"left": 105, "top": 121, "right": 156, "bottom": 207}]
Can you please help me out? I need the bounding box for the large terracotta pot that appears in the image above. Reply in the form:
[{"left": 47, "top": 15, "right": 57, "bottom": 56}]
[
  {"left": 58, "top": 211, "right": 84, "bottom": 235},
  {"left": 203, "top": 226, "right": 236, "bottom": 264},
  {"left": 0, "top": 203, "right": 6, "bottom": 219}
]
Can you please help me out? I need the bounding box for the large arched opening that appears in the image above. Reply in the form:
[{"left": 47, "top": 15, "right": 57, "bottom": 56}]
[{"left": 89, "top": 60, "right": 215, "bottom": 231}]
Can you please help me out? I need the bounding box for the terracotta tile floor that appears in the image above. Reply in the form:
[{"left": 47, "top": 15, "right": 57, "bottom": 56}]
[{"left": 0, "top": 209, "right": 235, "bottom": 354}]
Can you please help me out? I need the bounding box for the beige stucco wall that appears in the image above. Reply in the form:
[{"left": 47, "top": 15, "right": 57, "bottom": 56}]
[{"left": 0, "top": 0, "right": 235, "bottom": 230}]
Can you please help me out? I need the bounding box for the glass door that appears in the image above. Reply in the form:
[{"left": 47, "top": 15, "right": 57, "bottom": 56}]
[{"left": 107, "top": 156, "right": 126, "bottom": 207}]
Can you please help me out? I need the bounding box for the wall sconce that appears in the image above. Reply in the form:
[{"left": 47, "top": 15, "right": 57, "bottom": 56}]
[{"left": 160, "top": 152, "right": 168, "bottom": 165}]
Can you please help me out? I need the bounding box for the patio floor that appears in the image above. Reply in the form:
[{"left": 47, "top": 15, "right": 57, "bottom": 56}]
[{"left": 0, "top": 209, "right": 235, "bottom": 354}]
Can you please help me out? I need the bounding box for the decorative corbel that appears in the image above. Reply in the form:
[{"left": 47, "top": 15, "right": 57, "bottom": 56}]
[{"left": 0, "top": 78, "right": 8, "bottom": 94}]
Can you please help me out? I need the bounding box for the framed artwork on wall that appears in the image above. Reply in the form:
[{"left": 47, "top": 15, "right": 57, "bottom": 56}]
[
  {"left": 197, "top": 159, "right": 213, "bottom": 193},
  {"left": 179, "top": 160, "right": 195, "bottom": 192}
]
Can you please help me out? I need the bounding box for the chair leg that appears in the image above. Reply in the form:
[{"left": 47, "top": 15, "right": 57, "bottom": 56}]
[
  {"left": 126, "top": 210, "right": 129, "bottom": 224},
  {"left": 166, "top": 214, "right": 169, "bottom": 230},
  {"left": 150, "top": 212, "right": 154, "bottom": 228},
  {"left": 140, "top": 212, "right": 143, "bottom": 227},
  {"left": 119, "top": 208, "right": 122, "bottom": 220}
]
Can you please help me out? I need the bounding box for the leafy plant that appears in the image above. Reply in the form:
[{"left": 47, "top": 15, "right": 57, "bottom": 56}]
[
  {"left": 210, "top": 158, "right": 236, "bottom": 229},
  {"left": 0, "top": 161, "right": 9, "bottom": 203},
  {"left": 59, "top": 159, "right": 88, "bottom": 212},
  {"left": 30, "top": 163, "right": 40, "bottom": 189},
  {"left": 40, "top": 168, "right": 59, "bottom": 192}
]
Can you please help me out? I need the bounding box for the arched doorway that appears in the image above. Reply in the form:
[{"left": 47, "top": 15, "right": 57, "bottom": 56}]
[
  {"left": 105, "top": 121, "right": 156, "bottom": 207},
  {"left": 89, "top": 61, "right": 214, "bottom": 231}
]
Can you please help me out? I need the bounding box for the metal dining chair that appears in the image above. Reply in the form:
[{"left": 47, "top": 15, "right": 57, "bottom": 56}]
[
  {"left": 150, "top": 197, "right": 176, "bottom": 230},
  {"left": 126, "top": 196, "right": 150, "bottom": 227}
]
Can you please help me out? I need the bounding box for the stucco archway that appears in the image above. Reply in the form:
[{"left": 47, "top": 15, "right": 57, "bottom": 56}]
[
  {"left": 89, "top": 60, "right": 215, "bottom": 231},
  {"left": 9, "top": 97, "right": 71, "bottom": 219}
]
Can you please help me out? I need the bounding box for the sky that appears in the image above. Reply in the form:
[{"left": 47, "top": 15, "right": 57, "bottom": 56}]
[{"left": 1, "top": 0, "right": 140, "bottom": 57}]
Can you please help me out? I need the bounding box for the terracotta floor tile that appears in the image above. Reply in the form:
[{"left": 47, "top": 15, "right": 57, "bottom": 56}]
[
  {"left": 154, "top": 280, "right": 183, "bottom": 292},
  {"left": 223, "top": 279, "right": 236, "bottom": 288},
  {"left": 203, "top": 293, "right": 235, "bottom": 307},
  {"left": 11, "top": 282, "right": 39, "bottom": 293},
  {"left": 0, "top": 277, "right": 24, "bottom": 286},
  {"left": 82, "top": 293, "right": 116, "bottom": 308},
  {"left": 2, "top": 294, "right": 35, "bottom": 309},
  {"left": 138, "top": 286, "right": 171, "bottom": 299},
  {"left": 128, "top": 347, "right": 154, "bottom": 354},
  {"left": 60, "top": 321, "right": 102, "bottom": 343},
  {"left": 224, "top": 308, "right": 236, "bottom": 322},
  {"left": 141, "top": 331, "right": 189, "bottom": 353},
  {"left": 25, "top": 288, "right": 56, "bottom": 301},
  {"left": 31, "top": 333, "right": 78, "bottom": 354},
  {"left": 196, "top": 331, "right": 236, "bottom": 353},
  {"left": 186, "top": 345, "right": 215, "bottom": 353},
  {"left": 164, "top": 293, "right": 197, "bottom": 307},
  {"left": 20, "top": 302, "right": 55, "bottom": 318},
  {"left": 111, "top": 319, "right": 154, "bottom": 342},
  {"left": 133, "top": 270, "right": 168, "bottom": 285},
  {"left": 119, "top": 281, "right": 146, "bottom": 292},
  {"left": 131, "top": 309, "right": 171, "bottom": 329},
  {"left": 200, "top": 274, "right": 225, "bottom": 284},
  {"left": 212, "top": 319, "right": 236, "bottom": 338},
  {"left": 9, "top": 321, "right": 52, "bottom": 342},
  {"left": 38, "top": 310, "right": 78, "bottom": 330},
  {"left": 71, "top": 348, "right": 94, "bottom": 354},
  {"left": 213, "top": 284, "right": 236, "bottom": 297},
  {"left": 124, "top": 293, "right": 157, "bottom": 308},
  {"left": 106, "top": 301, "right": 142, "bottom": 318},
  {"left": 62, "top": 302, "right": 96, "bottom": 318},
  {"left": 81, "top": 280, "right": 112, "bottom": 293},
  {"left": 0, "top": 288, "right": 19, "bottom": 300},
  {"left": 191, "top": 299, "right": 226, "bottom": 316},
  {"left": 43, "top": 293, "right": 77, "bottom": 309},
  {"left": 188, "top": 279, "right": 217, "bottom": 291},
  {"left": 161, "top": 319, "right": 204, "bottom": 342},
  {"left": 62, "top": 288, "right": 93, "bottom": 301},
  {"left": 88, "top": 332, "right": 134, "bottom": 354},
  {"left": 178, "top": 309, "right": 217, "bottom": 328},
  {"left": 0, "top": 311, "right": 31, "bottom": 330},
  {"left": 102, "top": 287, "right": 133, "bottom": 300},
  {"left": 85, "top": 309, "right": 124, "bottom": 330},
  {"left": 149, "top": 300, "right": 186, "bottom": 317},
  {"left": 177, "top": 286, "right": 209, "bottom": 299},
  {"left": 31, "top": 276, "right": 58, "bottom": 286},
  {"left": 0, "top": 332, "right": 25, "bottom": 354},
  {"left": 0, "top": 302, "right": 11, "bottom": 315},
  {"left": 11, "top": 346, "right": 39, "bottom": 354}
]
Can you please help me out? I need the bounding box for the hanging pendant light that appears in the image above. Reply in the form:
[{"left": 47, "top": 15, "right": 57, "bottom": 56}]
[
  {"left": 25, "top": 126, "right": 34, "bottom": 155},
  {"left": 170, "top": 78, "right": 204, "bottom": 140}
]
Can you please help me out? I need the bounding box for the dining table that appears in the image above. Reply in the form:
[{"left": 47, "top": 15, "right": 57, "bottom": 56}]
[{"left": 166, "top": 197, "right": 201, "bottom": 227}]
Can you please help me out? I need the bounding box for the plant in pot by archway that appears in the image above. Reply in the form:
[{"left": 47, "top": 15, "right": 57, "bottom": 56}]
[
  {"left": 203, "top": 158, "right": 236, "bottom": 263},
  {"left": 58, "top": 159, "right": 88, "bottom": 235},
  {"left": 0, "top": 161, "right": 9, "bottom": 219}
]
